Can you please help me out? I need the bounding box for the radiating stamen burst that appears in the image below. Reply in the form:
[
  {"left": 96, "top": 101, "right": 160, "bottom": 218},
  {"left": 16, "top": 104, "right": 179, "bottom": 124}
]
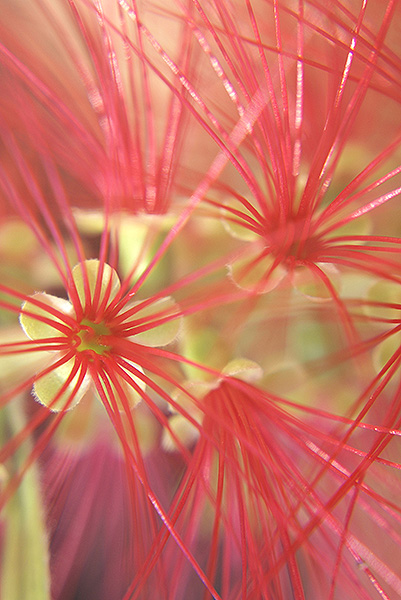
[{"left": 19, "top": 259, "right": 182, "bottom": 412}]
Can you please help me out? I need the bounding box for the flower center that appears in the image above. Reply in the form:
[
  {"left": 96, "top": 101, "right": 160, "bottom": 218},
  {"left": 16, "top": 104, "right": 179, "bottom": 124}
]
[
  {"left": 266, "top": 216, "right": 317, "bottom": 261},
  {"left": 19, "top": 260, "right": 182, "bottom": 412},
  {"left": 75, "top": 319, "right": 111, "bottom": 355}
]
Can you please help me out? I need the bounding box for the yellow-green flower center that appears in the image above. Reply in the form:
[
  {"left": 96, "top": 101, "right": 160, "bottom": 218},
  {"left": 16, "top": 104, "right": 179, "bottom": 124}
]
[{"left": 76, "top": 319, "right": 111, "bottom": 355}]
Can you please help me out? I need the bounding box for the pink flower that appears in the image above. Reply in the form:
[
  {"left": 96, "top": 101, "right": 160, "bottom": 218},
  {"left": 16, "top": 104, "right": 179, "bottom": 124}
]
[{"left": 1, "top": 1, "right": 401, "bottom": 599}]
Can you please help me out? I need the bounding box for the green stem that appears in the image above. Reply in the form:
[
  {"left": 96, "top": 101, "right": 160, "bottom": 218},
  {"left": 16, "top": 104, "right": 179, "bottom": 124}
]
[{"left": 1, "top": 398, "right": 51, "bottom": 600}]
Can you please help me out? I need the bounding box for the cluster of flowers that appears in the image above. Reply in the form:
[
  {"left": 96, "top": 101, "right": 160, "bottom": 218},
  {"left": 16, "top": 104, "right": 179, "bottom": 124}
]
[{"left": 1, "top": 0, "right": 401, "bottom": 598}]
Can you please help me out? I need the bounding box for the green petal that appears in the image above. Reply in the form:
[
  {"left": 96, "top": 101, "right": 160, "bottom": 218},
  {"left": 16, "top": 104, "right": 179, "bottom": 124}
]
[
  {"left": 261, "top": 360, "right": 307, "bottom": 398},
  {"left": 292, "top": 263, "right": 340, "bottom": 301},
  {"left": 221, "top": 358, "right": 263, "bottom": 383},
  {"left": 20, "top": 294, "right": 74, "bottom": 341},
  {"left": 130, "top": 296, "right": 182, "bottom": 347},
  {"left": 33, "top": 358, "right": 90, "bottom": 412},
  {"left": 0, "top": 328, "right": 49, "bottom": 383},
  {"left": 162, "top": 414, "right": 199, "bottom": 452},
  {"left": 71, "top": 260, "right": 121, "bottom": 308},
  {"left": 99, "top": 362, "right": 146, "bottom": 412},
  {"left": 163, "top": 380, "right": 218, "bottom": 451},
  {"left": 228, "top": 252, "right": 287, "bottom": 294},
  {"left": 220, "top": 196, "right": 260, "bottom": 243},
  {"left": 73, "top": 211, "right": 174, "bottom": 285}
]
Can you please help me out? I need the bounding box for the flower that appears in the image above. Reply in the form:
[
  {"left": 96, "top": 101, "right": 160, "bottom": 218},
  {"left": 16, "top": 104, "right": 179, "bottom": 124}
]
[
  {"left": 1, "top": 1, "right": 401, "bottom": 599},
  {"left": 19, "top": 259, "right": 181, "bottom": 412},
  {"left": 131, "top": 377, "right": 401, "bottom": 600}
]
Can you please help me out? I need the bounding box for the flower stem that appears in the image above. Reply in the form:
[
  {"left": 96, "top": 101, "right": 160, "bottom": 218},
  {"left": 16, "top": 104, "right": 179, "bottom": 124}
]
[{"left": 0, "top": 399, "right": 51, "bottom": 600}]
